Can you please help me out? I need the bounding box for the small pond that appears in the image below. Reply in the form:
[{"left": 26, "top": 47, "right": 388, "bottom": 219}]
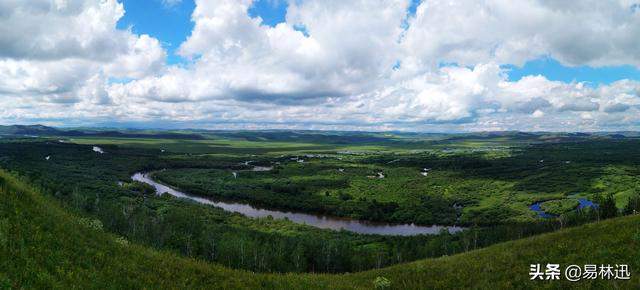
[{"left": 530, "top": 198, "right": 598, "bottom": 218}]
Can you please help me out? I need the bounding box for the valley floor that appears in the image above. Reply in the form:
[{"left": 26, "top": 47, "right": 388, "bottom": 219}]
[{"left": 1, "top": 169, "right": 638, "bottom": 289}]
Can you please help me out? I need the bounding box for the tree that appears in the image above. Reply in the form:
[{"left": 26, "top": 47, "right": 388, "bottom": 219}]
[
  {"left": 623, "top": 194, "right": 640, "bottom": 215},
  {"left": 598, "top": 194, "right": 618, "bottom": 219}
]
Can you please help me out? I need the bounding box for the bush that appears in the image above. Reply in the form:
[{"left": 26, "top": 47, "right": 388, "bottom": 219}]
[
  {"left": 78, "top": 217, "right": 103, "bottom": 231},
  {"left": 373, "top": 276, "right": 391, "bottom": 289}
]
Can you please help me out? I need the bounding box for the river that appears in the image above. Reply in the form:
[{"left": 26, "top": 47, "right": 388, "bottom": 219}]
[{"left": 131, "top": 172, "right": 465, "bottom": 236}]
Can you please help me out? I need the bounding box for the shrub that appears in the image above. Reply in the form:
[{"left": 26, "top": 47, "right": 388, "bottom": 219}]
[
  {"left": 373, "top": 276, "right": 391, "bottom": 289},
  {"left": 78, "top": 217, "right": 103, "bottom": 231}
]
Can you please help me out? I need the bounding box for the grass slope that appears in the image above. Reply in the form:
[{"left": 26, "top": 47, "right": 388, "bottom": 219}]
[{"left": 1, "top": 169, "right": 638, "bottom": 289}]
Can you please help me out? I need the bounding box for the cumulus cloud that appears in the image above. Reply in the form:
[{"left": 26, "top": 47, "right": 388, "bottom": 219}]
[
  {"left": 0, "top": 0, "right": 126, "bottom": 61},
  {"left": 165, "top": 0, "right": 408, "bottom": 103},
  {"left": 401, "top": 0, "right": 640, "bottom": 67},
  {"left": 3, "top": 0, "right": 640, "bottom": 131},
  {"left": 0, "top": 0, "right": 165, "bottom": 113},
  {"left": 603, "top": 103, "right": 631, "bottom": 113}
]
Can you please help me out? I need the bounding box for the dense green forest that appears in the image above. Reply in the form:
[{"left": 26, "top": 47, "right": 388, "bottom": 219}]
[
  {"left": 1, "top": 131, "right": 639, "bottom": 277},
  {"left": 1, "top": 168, "right": 638, "bottom": 289},
  {"left": 0, "top": 140, "right": 578, "bottom": 273},
  {"left": 152, "top": 140, "right": 640, "bottom": 225}
]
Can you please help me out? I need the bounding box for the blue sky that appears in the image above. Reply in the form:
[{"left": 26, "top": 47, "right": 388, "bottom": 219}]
[
  {"left": 117, "top": 0, "right": 195, "bottom": 64},
  {"left": 116, "top": 0, "right": 289, "bottom": 64},
  {"left": 247, "top": 0, "right": 288, "bottom": 26},
  {"left": 504, "top": 57, "right": 640, "bottom": 85}
]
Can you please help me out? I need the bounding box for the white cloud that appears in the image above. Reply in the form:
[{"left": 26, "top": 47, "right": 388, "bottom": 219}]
[
  {"left": 161, "top": 0, "right": 183, "bottom": 8},
  {"left": 0, "top": 0, "right": 125, "bottom": 61},
  {"left": 166, "top": 0, "right": 409, "bottom": 103},
  {"left": 0, "top": 0, "right": 166, "bottom": 111},
  {"left": 532, "top": 110, "right": 545, "bottom": 118},
  {"left": 401, "top": 0, "right": 640, "bottom": 68},
  {"left": 2, "top": 0, "right": 640, "bottom": 131}
]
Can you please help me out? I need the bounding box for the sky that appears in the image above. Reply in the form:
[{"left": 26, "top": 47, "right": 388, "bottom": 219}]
[{"left": 2, "top": 0, "right": 640, "bottom": 132}]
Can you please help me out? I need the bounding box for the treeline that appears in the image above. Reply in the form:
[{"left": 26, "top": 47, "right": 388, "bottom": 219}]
[{"left": 362, "top": 153, "right": 494, "bottom": 171}]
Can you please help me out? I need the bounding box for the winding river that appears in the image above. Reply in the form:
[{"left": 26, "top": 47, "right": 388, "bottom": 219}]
[{"left": 131, "top": 172, "right": 465, "bottom": 236}]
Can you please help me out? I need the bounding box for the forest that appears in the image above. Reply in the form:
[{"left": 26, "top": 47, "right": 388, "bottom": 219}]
[
  {"left": 2, "top": 166, "right": 637, "bottom": 289},
  {"left": 0, "top": 132, "right": 638, "bottom": 274}
]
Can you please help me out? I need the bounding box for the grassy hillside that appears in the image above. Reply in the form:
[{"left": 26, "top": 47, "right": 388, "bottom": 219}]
[{"left": 1, "top": 169, "right": 638, "bottom": 289}]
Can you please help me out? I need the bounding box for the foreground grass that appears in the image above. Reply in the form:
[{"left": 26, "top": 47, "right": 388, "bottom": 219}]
[{"left": 1, "top": 169, "right": 638, "bottom": 289}]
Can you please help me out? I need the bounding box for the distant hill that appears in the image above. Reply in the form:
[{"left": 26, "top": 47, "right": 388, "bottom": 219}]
[
  {"left": 1, "top": 124, "right": 639, "bottom": 145},
  {"left": 0, "top": 124, "right": 59, "bottom": 135},
  {"left": 204, "top": 130, "right": 398, "bottom": 144},
  {"left": 0, "top": 125, "right": 206, "bottom": 140},
  {"left": 1, "top": 169, "right": 637, "bottom": 289}
]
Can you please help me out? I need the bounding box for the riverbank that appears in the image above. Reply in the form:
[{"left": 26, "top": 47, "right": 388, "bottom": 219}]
[{"left": 132, "top": 172, "right": 465, "bottom": 236}]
